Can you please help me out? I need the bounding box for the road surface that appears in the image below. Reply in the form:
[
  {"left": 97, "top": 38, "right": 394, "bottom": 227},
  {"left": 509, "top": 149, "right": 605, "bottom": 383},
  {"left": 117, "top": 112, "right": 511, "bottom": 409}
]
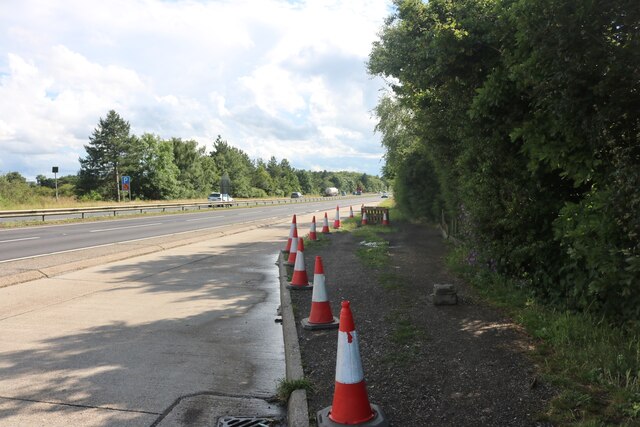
[
  {"left": 0, "top": 196, "right": 380, "bottom": 263},
  {"left": 0, "top": 198, "right": 381, "bottom": 426}
]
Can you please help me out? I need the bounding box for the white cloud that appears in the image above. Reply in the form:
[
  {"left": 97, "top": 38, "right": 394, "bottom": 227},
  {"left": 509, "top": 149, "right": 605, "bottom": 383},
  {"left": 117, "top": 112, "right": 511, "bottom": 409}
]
[{"left": 0, "top": 0, "right": 391, "bottom": 180}]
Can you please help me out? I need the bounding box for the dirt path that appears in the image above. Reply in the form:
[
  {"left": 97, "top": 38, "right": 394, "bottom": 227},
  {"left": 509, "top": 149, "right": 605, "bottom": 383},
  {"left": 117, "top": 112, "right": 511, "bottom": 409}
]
[{"left": 290, "top": 222, "right": 553, "bottom": 426}]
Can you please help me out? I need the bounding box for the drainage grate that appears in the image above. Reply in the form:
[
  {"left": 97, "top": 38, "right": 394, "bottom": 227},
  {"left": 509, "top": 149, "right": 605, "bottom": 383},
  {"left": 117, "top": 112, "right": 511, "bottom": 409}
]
[{"left": 216, "top": 416, "right": 282, "bottom": 427}]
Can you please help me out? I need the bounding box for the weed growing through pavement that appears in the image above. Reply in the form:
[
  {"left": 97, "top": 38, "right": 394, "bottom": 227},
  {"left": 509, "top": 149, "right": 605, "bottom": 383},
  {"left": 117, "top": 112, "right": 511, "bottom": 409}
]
[{"left": 276, "top": 377, "right": 314, "bottom": 403}]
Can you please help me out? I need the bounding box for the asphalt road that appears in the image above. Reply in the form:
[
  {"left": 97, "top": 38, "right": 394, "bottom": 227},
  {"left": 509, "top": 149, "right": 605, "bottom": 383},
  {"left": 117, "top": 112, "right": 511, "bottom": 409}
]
[{"left": 0, "top": 196, "right": 380, "bottom": 263}]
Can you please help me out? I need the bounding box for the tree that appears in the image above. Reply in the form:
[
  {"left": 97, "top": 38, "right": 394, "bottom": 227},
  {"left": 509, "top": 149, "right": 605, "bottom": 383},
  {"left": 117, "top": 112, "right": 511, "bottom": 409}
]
[
  {"left": 369, "top": 0, "right": 640, "bottom": 323},
  {"left": 172, "top": 138, "right": 218, "bottom": 198},
  {"left": 78, "top": 110, "right": 134, "bottom": 201},
  {"left": 134, "top": 134, "right": 180, "bottom": 200},
  {"left": 36, "top": 174, "right": 54, "bottom": 188},
  {"left": 210, "top": 136, "right": 254, "bottom": 197},
  {"left": 252, "top": 160, "right": 275, "bottom": 195},
  {"left": 4, "top": 172, "right": 27, "bottom": 183}
]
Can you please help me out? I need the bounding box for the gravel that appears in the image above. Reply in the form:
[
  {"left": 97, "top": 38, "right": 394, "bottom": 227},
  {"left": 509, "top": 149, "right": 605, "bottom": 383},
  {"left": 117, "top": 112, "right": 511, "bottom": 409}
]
[{"left": 289, "top": 222, "right": 554, "bottom": 426}]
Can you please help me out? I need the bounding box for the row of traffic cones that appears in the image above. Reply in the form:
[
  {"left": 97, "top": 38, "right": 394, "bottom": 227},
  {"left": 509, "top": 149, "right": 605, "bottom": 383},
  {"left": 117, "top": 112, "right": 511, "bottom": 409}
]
[{"left": 283, "top": 214, "right": 389, "bottom": 426}]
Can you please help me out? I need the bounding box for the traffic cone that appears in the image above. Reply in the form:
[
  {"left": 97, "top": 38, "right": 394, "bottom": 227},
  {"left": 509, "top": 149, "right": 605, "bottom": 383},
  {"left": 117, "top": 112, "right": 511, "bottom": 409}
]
[
  {"left": 317, "top": 301, "right": 388, "bottom": 427},
  {"left": 288, "top": 238, "right": 312, "bottom": 290},
  {"left": 284, "top": 214, "right": 297, "bottom": 253},
  {"left": 322, "top": 212, "right": 331, "bottom": 234},
  {"left": 361, "top": 210, "right": 368, "bottom": 226},
  {"left": 333, "top": 206, "right": 341, "bottom": 229},
  {"left": 302, "top": 257, "right": 338, "bottom": 330},
  {"left": 382, "top": 211, "right": 390, "bottom": 226},
  {"left": 349, "top": 206, "right": 354, "bottom": 218},
  {"left": 285, "top": 227, "right": 299, "bottom": 266},
  {"left": 309, "top": 215, "right": 318, "bottom": 241}
]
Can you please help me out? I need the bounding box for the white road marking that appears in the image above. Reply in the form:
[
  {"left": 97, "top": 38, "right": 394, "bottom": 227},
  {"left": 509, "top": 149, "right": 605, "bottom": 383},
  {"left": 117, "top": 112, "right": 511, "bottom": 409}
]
[
  {"left": 90, "top": 223, "right": 163, "bottom": 233},
  {"left": 0, "top": 236, "right": 41, "bottom": 244},
  {"left": 186, "top": 216, "right": 225, "bottom": 222},
  {"left": 0, "top": 225, "right": 226, "bottom": 264}
]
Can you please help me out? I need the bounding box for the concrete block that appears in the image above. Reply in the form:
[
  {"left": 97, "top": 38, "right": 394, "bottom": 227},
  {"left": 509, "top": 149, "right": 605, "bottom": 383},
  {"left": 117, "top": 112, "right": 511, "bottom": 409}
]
[{"left": 433, "top": 284, "right": 457, "bottom": 305}]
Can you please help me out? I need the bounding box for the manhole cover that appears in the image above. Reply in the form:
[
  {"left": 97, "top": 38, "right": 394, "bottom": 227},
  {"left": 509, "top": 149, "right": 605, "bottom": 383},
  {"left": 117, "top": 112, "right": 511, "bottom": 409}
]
[{"left": 216, "top": 416, "right": 282, "bottom": 427}]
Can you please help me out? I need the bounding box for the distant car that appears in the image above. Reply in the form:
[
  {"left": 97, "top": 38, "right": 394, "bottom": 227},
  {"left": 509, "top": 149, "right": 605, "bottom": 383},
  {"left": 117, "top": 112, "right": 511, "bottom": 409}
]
[
  {"left": 381, "top": 192, "right": 389, "bottom": 198},
  {"left": 290, "top": 192, "right": 303, "bottom": 198},
  {"left": 208, "top": 192, "right": 233, "bottom": 206}
]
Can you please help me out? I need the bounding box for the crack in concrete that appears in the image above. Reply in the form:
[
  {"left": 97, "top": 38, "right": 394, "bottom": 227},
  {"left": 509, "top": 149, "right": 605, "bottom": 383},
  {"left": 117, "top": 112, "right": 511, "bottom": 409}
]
[{"left": 0, "top": 395, "right": 161, "bottom": 415}]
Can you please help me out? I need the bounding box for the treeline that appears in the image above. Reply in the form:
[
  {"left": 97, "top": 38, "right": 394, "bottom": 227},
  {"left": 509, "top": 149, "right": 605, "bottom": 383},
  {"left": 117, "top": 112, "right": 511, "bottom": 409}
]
[
  {"left": 369, "top": 0, "right": 639, "bottom": 323},
  {"left": 0, "top": 110, "right": 387, "bottom": 207}
]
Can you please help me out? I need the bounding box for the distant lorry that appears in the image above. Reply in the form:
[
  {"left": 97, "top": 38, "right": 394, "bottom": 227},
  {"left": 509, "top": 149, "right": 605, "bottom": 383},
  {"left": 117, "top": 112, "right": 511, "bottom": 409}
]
[{"left": 324, "top": 187, "right": 339, "bottom": 197}]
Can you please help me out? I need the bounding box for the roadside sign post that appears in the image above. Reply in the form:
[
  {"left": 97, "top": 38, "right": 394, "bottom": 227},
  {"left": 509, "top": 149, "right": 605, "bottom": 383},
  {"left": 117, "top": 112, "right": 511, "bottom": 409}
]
[
  {"left": 122, "top": 176, "right": 131, "bottom": 202},
  {"left": 52, "top": 166, "right": 59, "bottom": 201}
]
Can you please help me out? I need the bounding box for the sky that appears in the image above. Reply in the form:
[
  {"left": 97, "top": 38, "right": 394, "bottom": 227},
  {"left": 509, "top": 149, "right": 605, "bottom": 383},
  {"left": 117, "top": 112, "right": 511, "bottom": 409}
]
[{"left": 0, "top": 0, "right": 393, "bottom": 181}]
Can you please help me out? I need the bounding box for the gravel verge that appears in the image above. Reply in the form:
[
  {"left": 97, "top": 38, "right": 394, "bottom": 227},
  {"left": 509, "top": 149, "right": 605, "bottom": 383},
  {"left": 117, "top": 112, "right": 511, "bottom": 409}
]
[{"left": 289, "top": 222, "right": 554, "bottom": 426}]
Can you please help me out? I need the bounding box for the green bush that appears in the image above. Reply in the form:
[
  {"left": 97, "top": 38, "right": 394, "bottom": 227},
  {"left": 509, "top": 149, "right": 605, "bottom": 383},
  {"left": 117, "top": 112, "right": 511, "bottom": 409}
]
[{"left": 369, "top": 0, "right": 640, "bottom": 324}]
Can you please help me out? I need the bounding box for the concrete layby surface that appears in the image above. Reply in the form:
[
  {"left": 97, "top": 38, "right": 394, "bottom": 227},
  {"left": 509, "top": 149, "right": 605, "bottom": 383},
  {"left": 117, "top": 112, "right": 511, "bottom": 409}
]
[{"left": 0, "top": 224, "right": 302, "bottom": 427}]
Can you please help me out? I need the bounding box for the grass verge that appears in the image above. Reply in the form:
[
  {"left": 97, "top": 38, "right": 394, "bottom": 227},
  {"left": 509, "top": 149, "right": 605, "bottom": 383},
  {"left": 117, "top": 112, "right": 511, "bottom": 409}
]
[
  {"left": 344, "top": 202, "right": 429, "bottom": 368},
  {"left": 447, "top": 244, "right": 640, "bottom": 426}
]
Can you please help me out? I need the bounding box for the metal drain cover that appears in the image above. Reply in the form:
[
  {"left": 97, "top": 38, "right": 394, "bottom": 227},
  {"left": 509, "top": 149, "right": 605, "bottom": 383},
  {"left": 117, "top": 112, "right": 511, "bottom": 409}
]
[{"left": 217, "top": 416, "right": 282, "bottom": 427}]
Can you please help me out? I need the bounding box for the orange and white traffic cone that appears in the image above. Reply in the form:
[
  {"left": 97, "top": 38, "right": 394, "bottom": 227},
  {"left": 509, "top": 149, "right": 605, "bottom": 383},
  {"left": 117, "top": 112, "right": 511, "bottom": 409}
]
[
  {"left": 349, "top": 206, "right": 354, "bottom": 218},
  {"left": 309, "top": 215, "right": 318, "bottom": 241},
  {"left": 284, "top": 214, "right": 297, "bottom": 253},
  {"left": 285, "top": 227, "right": 299, "bottom": 266},
  {"left": 288, "top": 238, "right": 312, "bottom": 290},
  {"left": 317, "top": 301, "right": 388, "bottom": 427},
  {"left": 333, "top": 206, "right": 341, "bottom": 229},
  {"left": 382, "top": 211, "right": 390, "bottom": 226},
  {"left": 361, "top": 210, "right": 368, "bottom": 226},
  {"left": 302, "top": 256, "right": 338, "bottom": 330},
  {"left": 322, "top": 212, "right": 331, "bottom": 234}
]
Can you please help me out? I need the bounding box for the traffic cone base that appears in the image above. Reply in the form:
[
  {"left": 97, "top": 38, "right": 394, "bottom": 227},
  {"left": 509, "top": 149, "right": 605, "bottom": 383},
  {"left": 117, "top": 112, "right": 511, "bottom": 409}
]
[
  {"left": 317, "top": 403, "right": 389, "bottom": 427},
  {"left": 301, "top": 316, "right": 338, "bottom": 330},
  {"left": 287, "top": 282, "right": 313, "bottom": 290}
]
